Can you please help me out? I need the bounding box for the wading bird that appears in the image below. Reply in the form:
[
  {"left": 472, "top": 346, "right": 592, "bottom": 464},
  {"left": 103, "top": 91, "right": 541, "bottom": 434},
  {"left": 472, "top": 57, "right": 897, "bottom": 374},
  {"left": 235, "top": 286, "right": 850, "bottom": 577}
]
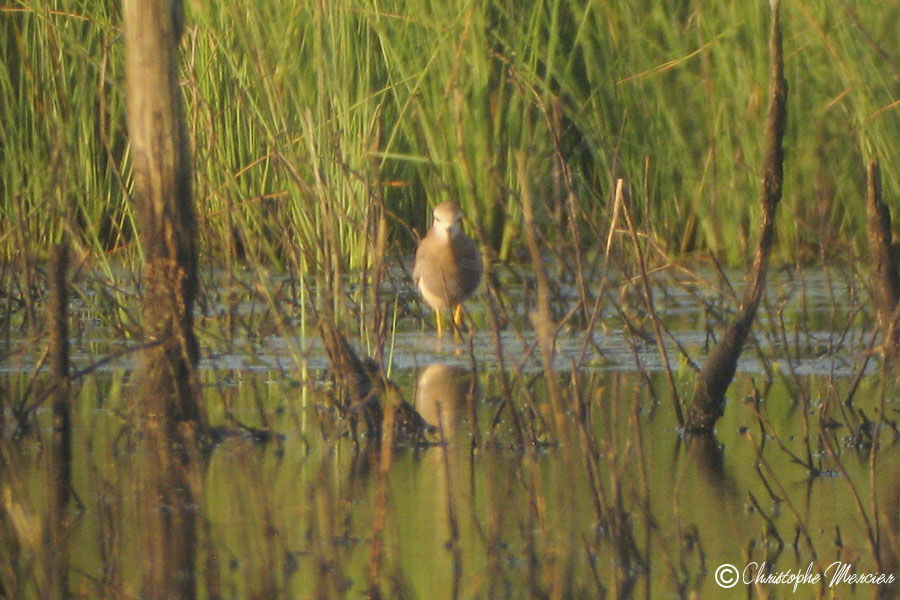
[{"left": 413, "top": 201, "right": 483, "bottom": 337}]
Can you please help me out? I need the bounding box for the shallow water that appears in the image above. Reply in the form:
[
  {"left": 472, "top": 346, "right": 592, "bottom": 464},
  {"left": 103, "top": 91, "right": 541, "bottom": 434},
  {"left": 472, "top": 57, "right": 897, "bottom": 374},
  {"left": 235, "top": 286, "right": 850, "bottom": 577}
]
[{"left": 2, "top": 266, "right": 899, "bottom": 598}]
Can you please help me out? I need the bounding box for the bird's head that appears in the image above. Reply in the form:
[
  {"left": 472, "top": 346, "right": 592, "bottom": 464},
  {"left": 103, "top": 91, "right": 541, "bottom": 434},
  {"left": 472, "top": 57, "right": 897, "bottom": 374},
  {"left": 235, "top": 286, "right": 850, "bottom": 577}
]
[{"left": 431, "top": 201, "right": 463, "bottom": 238}]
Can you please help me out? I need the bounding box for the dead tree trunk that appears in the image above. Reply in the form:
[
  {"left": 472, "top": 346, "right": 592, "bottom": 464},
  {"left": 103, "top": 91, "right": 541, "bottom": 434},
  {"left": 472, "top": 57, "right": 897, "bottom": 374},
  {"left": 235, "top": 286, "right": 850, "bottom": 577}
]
[
  {"left": 124, "top": 1, "right": 199, "bottom": 598},
  {"left": 124, "top": 0, "right": 199, "bottom": 425},
  {"left": 48, "top": 241, "right": 71, "bottom": 512},
  {"left": 685, "top": 0, "right": 787, "bottom": 433},
  {"left": 863, "top": 161, "right": 900, "bottom": 353},
  {"left": 47, "top": 240, "right": 71, "bottom": 600}
]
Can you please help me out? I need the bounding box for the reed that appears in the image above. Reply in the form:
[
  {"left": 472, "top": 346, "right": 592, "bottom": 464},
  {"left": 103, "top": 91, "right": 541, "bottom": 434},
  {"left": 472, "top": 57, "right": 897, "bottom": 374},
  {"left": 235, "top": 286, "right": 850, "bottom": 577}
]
[{"left": 4, "top": 2, "right": 900, "bottom": 274}]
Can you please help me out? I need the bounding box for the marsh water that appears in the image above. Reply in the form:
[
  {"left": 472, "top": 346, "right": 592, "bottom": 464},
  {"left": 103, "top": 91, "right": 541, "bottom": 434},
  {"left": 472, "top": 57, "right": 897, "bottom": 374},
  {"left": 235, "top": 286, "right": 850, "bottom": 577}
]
[{"left": 3, "top": 265, "right": 900, "bottom": 599}]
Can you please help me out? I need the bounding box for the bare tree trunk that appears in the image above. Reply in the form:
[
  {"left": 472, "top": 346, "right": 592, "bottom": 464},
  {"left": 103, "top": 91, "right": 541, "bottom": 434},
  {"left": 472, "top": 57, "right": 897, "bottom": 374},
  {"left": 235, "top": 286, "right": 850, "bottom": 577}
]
[
  {"left": 48, "top": 241, "right": 71, "bottom": 512},
  {"left": 863, "top": 161, "right": 900, "bottom": 353},
  {"left": 47, "top": 240, "right": 70, "bottom": 599},
  {"left": 123, "top": 1, "right": 199, "bottom": 598},
  {"left": 124, "top": 0, "right": 198, "bottom": 424},
  {"left": 686, "top": 0, "right": 787, "bottom": 433}
]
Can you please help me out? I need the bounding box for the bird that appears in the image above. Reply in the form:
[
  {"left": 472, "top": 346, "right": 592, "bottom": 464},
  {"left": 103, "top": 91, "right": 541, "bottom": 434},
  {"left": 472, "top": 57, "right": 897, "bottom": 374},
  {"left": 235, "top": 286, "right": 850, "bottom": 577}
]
[{"left": 413, "top": 201, "right": 483, "bottom": 337}]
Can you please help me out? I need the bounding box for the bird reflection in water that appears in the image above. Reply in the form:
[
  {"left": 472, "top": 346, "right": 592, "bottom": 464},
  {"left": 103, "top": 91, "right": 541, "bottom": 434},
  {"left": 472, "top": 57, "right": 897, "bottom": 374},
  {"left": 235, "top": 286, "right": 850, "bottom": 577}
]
[{"left": 414, "top": 364, "right": 477, "bottom": 442}]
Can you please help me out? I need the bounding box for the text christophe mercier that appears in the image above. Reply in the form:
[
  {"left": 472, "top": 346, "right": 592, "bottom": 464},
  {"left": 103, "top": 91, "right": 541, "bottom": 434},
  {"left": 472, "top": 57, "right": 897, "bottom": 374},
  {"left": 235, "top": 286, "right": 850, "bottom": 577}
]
[{"left": 733, "top": 561, "right": 894, "bottom": 591}]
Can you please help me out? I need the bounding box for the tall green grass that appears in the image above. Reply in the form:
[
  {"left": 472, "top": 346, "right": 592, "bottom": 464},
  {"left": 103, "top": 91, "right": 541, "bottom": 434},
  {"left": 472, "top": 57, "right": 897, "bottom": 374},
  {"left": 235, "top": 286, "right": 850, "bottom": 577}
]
[{"left": 2, "top": 0, "right": 899, "bottom": 268}]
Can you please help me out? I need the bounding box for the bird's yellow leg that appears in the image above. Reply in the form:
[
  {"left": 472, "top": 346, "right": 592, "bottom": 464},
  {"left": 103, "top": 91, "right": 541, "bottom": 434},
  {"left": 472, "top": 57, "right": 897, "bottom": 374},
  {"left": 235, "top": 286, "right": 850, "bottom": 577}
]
[
  {"left": 451, "top": 304, "right": 465, "bottom": 342},
  {"left": 435, "top": 309, "right": 444, "bottom": 338}
]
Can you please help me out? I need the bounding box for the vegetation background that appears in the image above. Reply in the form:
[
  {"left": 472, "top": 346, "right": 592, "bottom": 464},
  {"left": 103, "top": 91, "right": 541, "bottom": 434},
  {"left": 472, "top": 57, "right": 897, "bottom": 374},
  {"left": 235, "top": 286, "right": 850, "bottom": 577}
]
[
  {"left": 3, "top": 3, "right": 900, "bottom": 598},
  {"left": 4, "top": 0, "right": 899, "bottom": 274}
]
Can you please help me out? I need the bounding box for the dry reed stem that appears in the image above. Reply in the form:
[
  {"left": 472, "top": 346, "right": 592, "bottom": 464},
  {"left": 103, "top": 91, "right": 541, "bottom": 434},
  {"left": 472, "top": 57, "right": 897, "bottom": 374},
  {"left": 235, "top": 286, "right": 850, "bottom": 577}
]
[
  {"left": 517, "top": 151, "right": 568, "bottom": 451},
  {"left": 617, "top": 178, "right": 684, "bottom": 426}
]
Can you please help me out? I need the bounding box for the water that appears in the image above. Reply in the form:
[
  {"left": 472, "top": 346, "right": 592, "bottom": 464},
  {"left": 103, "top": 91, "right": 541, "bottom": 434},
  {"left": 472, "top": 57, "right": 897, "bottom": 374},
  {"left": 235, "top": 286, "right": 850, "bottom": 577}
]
[{"left": 2, "top": 266, "right": 899, "bottom": 598}]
